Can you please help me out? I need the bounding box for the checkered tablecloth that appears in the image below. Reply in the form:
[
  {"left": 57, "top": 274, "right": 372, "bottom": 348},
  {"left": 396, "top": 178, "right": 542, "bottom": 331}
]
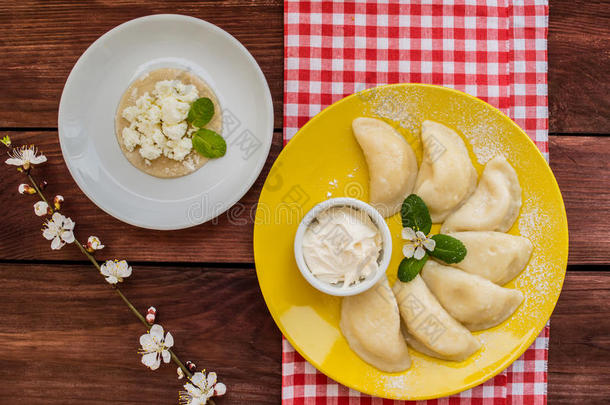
[{"left": 282, "top": 0, "right": 550, "bottom": 403}]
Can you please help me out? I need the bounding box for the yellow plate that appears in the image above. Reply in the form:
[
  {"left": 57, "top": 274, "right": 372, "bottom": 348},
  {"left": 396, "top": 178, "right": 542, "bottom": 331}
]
[{"left": 253, "top": 84, "right": 568, "bottom": 400}]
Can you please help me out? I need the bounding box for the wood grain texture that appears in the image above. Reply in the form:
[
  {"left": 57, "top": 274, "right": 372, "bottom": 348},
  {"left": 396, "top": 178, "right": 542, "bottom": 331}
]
[
  {"left": 0, "top": 0, "right": 284, "bottom": 129},
  {"left": 0, "top": 263, "right": 281, "bottom": 404},
  {"left": 0, "top": 130, "right": 283, "bottom": 263},
  {"left": 548, "top": 0, "right": 610, "bottom": 134},
  {"left": 0, "top": 263, "right": 607, "bottom": 404},
  {"left": 548, "top": 271, "right": 610, "bottom": 405},
  {"left": 1, "top": 0, "right": 610, "bottom": 133},
  {"left": 1, "top": 133, "right": 607, "bottom": 265},
  {"left": 549, "top": 136, "right": 610, "bottom": 265}
]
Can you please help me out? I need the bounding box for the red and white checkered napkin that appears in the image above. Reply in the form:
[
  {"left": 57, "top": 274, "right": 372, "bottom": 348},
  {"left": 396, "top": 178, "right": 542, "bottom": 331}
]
[{"left": 282, "top": 0, "right": 549, "bottom": 403}]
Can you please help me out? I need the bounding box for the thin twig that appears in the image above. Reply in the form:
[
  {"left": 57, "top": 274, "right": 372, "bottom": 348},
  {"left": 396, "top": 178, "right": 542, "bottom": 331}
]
[{"left": 27, "top": 170, "right": 200, "bottom": 387}]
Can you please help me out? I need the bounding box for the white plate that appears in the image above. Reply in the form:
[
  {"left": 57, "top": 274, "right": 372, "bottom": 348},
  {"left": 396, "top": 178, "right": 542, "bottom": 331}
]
[{"left": 58, "top": 14, "right": 274, "bottom": 230}]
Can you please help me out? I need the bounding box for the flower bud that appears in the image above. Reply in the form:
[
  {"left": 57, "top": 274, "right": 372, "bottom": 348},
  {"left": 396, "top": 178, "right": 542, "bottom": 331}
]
[
  {"left": 34, "top": 201, "right": 50, "bottom": 217},
  {"left": 18, "top": 184, "right": 36, "bottom": 195},
  {"left": 145, "top": 306, "right": 157, "bottom": 324},
  {"left": 53, "top": 195, "right": 64, "bottom": 210},
  {"left": 39, "top": 180, "right": 48, "bottom": 190},
  {"left": 86, "top": 236, "right": 104, "bottom": 253},
  {"left": 185, "top": 361, "right": 197, "bottom": 373}
]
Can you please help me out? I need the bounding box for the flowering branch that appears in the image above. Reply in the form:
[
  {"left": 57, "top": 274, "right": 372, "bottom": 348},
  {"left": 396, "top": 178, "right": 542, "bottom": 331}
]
[{"left": 4, "top": 138, "right": 224, "bottom": 404}]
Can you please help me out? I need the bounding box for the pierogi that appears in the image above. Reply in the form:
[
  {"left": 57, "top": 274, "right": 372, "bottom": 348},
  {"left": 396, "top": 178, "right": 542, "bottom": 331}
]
[
  {"left": 340, "top": 277, "right": 411, "bottom": 372},
  {"left": 420, "top": 260, "right": 524, "bottom": 331},
  {"left": 443, "top": 231, "right": 532, "bottom": 285},
  {"left": 352, "top": 117, "right": 418, "bottom": 218},
  {"left": 393, "top": 275, "right": 481, "bottom": 361},
  {"left": 336, "top": 116, "right": 532, "bottom": 369},
  {"left": 442, "top": 155, "right": 522, "bottom": 233},
  {"left": 413, "top": 120, "right": 477, "bottom": 223}
]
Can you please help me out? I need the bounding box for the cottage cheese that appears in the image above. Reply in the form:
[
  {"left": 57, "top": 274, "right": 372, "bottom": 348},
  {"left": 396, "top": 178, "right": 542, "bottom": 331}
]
[{"left": 121, "top": 80, "right": 199, "bottom": 162}]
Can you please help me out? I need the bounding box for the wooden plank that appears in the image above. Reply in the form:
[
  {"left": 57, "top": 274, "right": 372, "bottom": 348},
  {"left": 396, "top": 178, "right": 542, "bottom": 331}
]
[
  {"left": 1, "top": 1, "right": 610, "bottom": 133},
  {"left": 0, "top": 130, "right": 283, "bottom": 263},
  {"left": 0, "top": 133, "right": 608, "bottom": 265},
  {"left": 548, "top": 0, "right": 610, "bottom": 134},
  {"left": 0, "top": 0, "right": 284, "bottom": 129},
  {"left": 549, "top": 136, "right": 610, "bottom": 265},
  {"left": 0, "top": 263, "right": 282, "bottom": 404},
  {"left": 548, "top": 271, "right": 610, "bottom": 404},
  {"left": 0, "top": 263, "right": 607, "bottom": 403}
]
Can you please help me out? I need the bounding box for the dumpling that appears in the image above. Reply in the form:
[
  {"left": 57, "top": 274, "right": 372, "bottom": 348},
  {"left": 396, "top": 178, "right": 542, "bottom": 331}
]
[
  {"left": 421, "top": 261, "right": 524, "bottom": 331},
  {"left": 413, "top": 120, "right": 477, "bottom": 222},
  {"left": 392, "top": 275, "right": 480, "bottom": 361},
  {"left": 443, "top": 231, "right": 533, "bottom": 285},
  {"left": 352, "top": 117, "right": 418, "bottom": 218},
  {"left": 340, "top": 277, "right": 411, "bottom": 372},
  {"left": 441, "top": 155, "right": 522, "bottom": 233}
]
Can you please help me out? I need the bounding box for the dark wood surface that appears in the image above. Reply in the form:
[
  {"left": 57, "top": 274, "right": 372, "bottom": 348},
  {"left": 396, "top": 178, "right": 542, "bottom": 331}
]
[
  {"left": 0, "top": 1, "right": 609, "bottom": 404},
  {"left": 0, "top": 132, "right": 607, "bottom": 266}
]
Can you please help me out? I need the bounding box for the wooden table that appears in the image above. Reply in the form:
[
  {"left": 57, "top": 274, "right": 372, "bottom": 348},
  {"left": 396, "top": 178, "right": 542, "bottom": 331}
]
[{"left": 0, "top": 1, "right": 608, "bottom": 404}]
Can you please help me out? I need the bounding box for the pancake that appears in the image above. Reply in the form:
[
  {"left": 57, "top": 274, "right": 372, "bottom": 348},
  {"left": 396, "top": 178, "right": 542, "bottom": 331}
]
[{"left": 115, "top": 67, "right": 223, "bottom": 178}]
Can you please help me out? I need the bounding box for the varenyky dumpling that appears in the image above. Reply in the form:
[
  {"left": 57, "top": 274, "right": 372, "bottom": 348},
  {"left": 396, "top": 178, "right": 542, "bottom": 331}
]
[
  {"left": 340, "top": 277, "right": 411, "bottom": 372},
  {"left": 444, "top": 231, "right": 533, "bottom": 285},
  {"left": 393, "top": 275, "right": 480, "bottom": 361},
  {"left": 420, "top": 261, "right": 524, "bottom": 331},
  {"left": 352, "top": 117, "right": 418, "bottom": 218},
  {"left": 442, "top": 155, "right": 522, "bottom": 233},
  {"left": 413, "top": 120, "right": 477, "bottom": 223}
]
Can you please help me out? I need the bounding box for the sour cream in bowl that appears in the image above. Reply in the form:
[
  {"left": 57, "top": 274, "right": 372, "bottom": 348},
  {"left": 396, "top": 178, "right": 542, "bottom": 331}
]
[{"left": 294, "top": 198, "right": 392, "bottom": 296}]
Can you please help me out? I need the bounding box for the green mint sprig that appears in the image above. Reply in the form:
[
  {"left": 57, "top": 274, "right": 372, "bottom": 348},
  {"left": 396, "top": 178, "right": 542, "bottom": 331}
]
[
  {"left": 187, "top": 97, "right": 215, "bottom": 128},
  {"left": 187, "top": 97, "right": 227, "bottom": 159},
  {"left": 397, "top": 194, "right": 467, "bottom": 282},
  {"left": 192, "top": 129, "right": 227, "bottom": 158}
]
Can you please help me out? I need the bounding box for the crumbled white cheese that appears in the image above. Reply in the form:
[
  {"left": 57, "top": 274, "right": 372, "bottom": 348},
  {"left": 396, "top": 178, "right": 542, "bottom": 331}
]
[
  {"left": 162, "top": 122, "right": 188, "bottom": 140},
  {"left": 122, "top": 127, "right": 141, "bottom": 152},
  {"left": 121, "top": 79, "right": 200, "bottom": 162}
]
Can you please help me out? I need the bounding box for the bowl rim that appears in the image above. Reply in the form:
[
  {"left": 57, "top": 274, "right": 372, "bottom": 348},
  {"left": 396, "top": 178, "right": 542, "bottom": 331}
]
[{"left": 293, "top": 197, "right": 393, "bottom": 297}]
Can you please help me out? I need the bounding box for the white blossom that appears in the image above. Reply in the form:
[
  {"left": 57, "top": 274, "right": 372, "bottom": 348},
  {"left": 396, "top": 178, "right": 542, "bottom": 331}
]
[
  {"left": 180, "top": 371, "right": 226, "bottom": 405},
  {"left": 99, "top": 260, "right": 131, "bottom": 284},
  {"left": 139, "top": 324, "right": 174, "bottom": 370},
  {"left": 34, "top": 201, "right": 49, "bottom": 216},
  {"left": 5, "top": 145, "right": 47, "bottom": 169},
  {"left": 402, "top": 227, "right": 435, "bottom": 260},
  {"left": 87, "top": 235, "right": 104, "bottom": 251},
  {"left": 42, "top": 212, "right": 75, "bottom": 250}
]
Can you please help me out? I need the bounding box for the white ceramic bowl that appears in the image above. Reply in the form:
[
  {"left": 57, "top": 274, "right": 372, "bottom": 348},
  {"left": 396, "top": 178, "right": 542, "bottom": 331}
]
[
  {"left": 58, "top": 14, "right": 274, "bottom": 230},
  {"left": 293, "top": 198, "right": 392, "bottom": 296}
]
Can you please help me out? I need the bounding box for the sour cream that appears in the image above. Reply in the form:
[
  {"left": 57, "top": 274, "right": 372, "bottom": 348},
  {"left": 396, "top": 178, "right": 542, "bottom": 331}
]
[{"left": 302, "top": 206, "right": 382, "bottom": 288}]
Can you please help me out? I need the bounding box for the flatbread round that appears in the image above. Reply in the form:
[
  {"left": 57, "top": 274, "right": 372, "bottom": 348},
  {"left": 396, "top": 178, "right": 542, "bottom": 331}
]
[{"left": 115, "top": 68, "right": 222, "bottom": 178}]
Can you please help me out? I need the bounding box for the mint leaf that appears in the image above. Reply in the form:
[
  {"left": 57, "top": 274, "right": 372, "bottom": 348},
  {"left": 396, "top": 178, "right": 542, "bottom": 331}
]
[
  {"left": 428, "top": 234, "right": 467, "bottom": 263},
  {"left": 192, "top": 129, "right": 226, "bottom": 158},
  {"left": 187, "top": 97, "right": 215, "bottom": 127},
  {"left": 401, "top": 194, "right": 432, "bottom": 234},
  {"left": 397, "top": 254, "right": 429, "bottom": 282}
]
